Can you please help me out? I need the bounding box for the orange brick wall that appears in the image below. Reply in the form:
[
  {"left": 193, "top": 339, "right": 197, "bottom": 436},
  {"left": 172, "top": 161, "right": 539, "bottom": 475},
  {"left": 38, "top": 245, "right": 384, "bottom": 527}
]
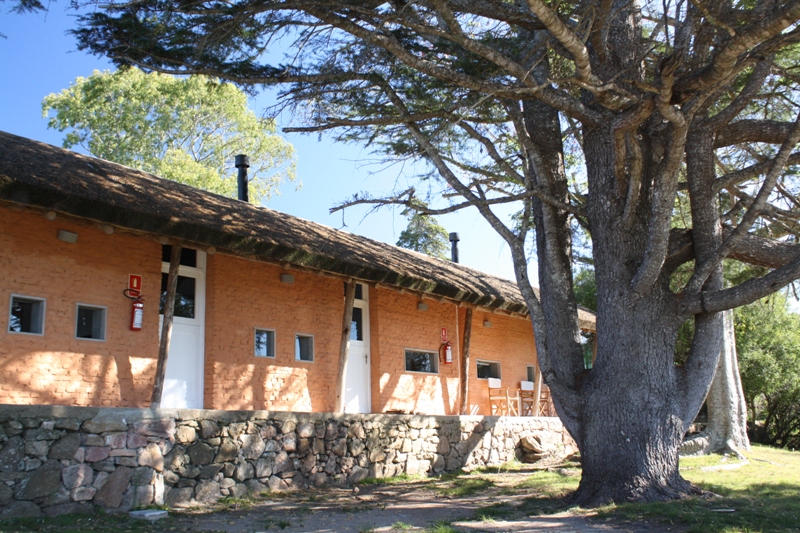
[
  {"left": 370, "top": 288, "right": 462, "bottom": 415},
  {"left": 204, "top": 255, "right": 343, "bottom": 411},
  {"left": 463, "top": 310, "right": 539, "bottom": 415},
  {"left": 0, "top": 206, "right": 161, "bottom": 406},
  {"left": 1, "top": 204, "right": 543, "bottom": 415}
]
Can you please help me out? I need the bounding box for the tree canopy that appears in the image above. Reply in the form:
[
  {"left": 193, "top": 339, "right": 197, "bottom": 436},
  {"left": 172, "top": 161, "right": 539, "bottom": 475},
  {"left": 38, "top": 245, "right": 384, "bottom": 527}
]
[
  {"left": 396, "top": 207, "right": 450, "bottom": 260},
  {"left": 72, "top": 0, "right": 800, "bottom": 504},
  {"left": 43, "top": 68, "right": 297, "bottom": 204}
]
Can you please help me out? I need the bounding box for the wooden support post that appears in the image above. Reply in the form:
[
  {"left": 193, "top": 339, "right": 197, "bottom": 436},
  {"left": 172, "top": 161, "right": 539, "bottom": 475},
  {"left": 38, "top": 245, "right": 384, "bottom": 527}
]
[
  {"left": 459, "top": 307, "right": 473, "bottom": 415},
  {"left": 335, "top": 279, "right": 357, "bottom": 413},
  {"left": 151, "top": 244, "right": 182, "bottom": 408},
  {"left": 533, "top": 362, "right": 543, "bottom": 416}
]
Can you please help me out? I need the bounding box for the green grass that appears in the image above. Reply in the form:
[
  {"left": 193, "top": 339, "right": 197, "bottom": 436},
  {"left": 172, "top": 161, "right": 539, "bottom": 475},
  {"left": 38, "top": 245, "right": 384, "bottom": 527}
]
[
  {"left": 426, "top": 520, "right": 459, "bottom": 533},
  {"left": 599, "top": 445, "right": 800, "bottom": 533},
  {"left": 359, "top": 473, "right": 427, "bottom": 485},
  {"left": 436, "top": 477, "right": 495, "bottom": 498}
]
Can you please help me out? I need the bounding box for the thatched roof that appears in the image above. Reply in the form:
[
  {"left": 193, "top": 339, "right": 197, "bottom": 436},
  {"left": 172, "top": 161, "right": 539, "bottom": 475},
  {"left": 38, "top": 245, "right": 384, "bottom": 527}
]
[{"left": 0, "top": 130, "right": 594, "bottom": 324}]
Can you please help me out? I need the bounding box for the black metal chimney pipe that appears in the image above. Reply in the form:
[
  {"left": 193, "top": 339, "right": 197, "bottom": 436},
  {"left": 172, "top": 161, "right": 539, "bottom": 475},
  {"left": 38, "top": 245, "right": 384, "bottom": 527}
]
[
  {"left": 449, "top": 232, "right": 460, "bottom": 263},
  {"left": 235, "top": 154, "right": 250, "bottom": 202}
]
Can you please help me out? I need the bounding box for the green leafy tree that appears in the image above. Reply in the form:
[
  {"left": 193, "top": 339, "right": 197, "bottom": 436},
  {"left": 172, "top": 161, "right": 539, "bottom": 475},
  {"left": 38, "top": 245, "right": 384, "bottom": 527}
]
[
  {"left": 43, "top": 68, "right": 296, "bottom": 204},
  {"left": 736, "top": 295, "right": 800, "bottom": 449},
  {"left": 74, "top": 0, "right": 800, "bottom": 504},
  {"left": 396, "top": 207, "right": 450, "bottom": 260}
]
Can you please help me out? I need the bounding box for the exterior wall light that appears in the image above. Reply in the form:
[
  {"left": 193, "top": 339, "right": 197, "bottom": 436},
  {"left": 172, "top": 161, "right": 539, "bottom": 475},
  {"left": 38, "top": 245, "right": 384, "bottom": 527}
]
[
  {"left": 417, "top": 302, "right": 429, "bottom": 311},
  {"left": 280, "top": 273, "right": 295, "bottom": 284},
  {"left": 57, "top": 230, "right": 78, "bottom": 243}
]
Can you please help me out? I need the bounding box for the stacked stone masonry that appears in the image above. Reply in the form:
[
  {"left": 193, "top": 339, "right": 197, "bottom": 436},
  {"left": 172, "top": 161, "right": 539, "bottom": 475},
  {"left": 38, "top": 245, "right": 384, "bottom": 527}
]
[{"left": 0, "top": 405, "right": 574, "bottom": 519}]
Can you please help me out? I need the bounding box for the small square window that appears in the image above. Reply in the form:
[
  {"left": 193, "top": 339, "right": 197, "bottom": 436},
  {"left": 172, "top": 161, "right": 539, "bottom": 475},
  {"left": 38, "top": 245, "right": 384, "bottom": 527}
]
[
  {"left": 76, "top": 304, "right": 106, "bottom": 341},
  {"left": 8, "top": 295, "right": 45, "bottom": 335},
  {"left": 477, "top": 360, "right": 501, "bottom": 379},
  {"left": 255, "top": 329, "right": 276, "bottom": 358},
  {"left": 405, "top": 349, "right": 438, "bottom": 374},
  {"left": 295, "top": 334, "right": 314, "bottom": 362},
  {"left": 527, "top": 365, "right": 536, "bottom": 382}
]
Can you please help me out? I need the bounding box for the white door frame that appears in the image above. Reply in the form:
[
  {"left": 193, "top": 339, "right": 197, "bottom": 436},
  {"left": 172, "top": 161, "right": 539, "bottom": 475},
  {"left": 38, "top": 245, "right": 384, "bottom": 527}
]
[
  {"left": 160, "top": 250, "right": 206, "bottom": 409},
  {"left": 344, "top": 284, "right": 371, "bottom": 413}
]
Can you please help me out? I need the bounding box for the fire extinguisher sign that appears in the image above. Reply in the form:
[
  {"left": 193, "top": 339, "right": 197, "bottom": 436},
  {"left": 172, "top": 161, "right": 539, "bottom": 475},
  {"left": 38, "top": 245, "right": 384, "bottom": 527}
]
[
  {"left": 128, "top": 274, "right": 142, "bottom": 295},
  {"left": 441, "top": 327, "right": 447, "bottom": 343}
]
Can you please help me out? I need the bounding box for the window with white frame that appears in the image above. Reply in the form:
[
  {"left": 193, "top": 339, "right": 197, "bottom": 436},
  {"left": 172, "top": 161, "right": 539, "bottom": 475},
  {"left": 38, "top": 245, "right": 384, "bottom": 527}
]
[
  {"left": 476, "top": 360, "right": 501, "bottom": 379},
  {"left": 8, "top": 295, "right": 45, "bottom": 335},
  {"left": 255, "top": 329, "right": 276, "bottom": 358},
  {"left": 295, "top": 334, "right": 314, "bottom": 362},
  {"left": 405, "top": 349, "right": 438, "bottom": 374},
  {"left": 75, "top": 304, "right": 107, "bottom": 341}
]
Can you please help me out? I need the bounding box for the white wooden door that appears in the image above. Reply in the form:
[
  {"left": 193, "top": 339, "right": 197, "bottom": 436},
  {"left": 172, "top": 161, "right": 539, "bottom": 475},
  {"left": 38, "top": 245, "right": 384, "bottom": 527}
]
[
  {"left": 344, "top": 284, "right": 370, "bottom": 413},
  {"left": 159, "top": 249, "right": 206, "bottom": 409}
]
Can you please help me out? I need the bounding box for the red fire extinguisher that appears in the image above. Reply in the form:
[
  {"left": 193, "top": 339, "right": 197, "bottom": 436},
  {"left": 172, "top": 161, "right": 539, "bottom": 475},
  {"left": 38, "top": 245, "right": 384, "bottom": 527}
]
[
  {"left": 130, "top": 296, "right": 145, "bottom": 331},
  {"left": 123, "top": 288, "right": 144, "bottom": 331},
  {"left": 440, "top": 342, "right": 453, "bottom": 364}
]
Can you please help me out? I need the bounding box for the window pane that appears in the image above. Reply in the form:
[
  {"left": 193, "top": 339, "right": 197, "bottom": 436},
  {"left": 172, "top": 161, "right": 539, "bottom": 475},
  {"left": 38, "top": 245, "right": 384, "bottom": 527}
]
[
  {"left": 76, "top": 306, "right": 105, "bottom": 340},
  {"left": 9, "top": 297, "right": 44, "bottom": 334},
  {"left": 161, "top": 245, "right": 197, "bottom": 267},
  {"left": 477, "top": 361, "right": 500, "bottom": 379},
  {"left": 296, "top": 335, "right": 314, "bottom": 361},
  {"left": 160, "top": 274, "right": 196, "bottom": 318},
  {"left": 405, "top": 350, "right": 438, "bottom": 373},
  {"left": 255, "top": 330, "right": 275, "bottom": 358},
  {"left": 343, "top": 283, "right": 364, "bottom": 300},
  {"left": 350, "top": 307, "right": 363, "bottom": 341},
  {"left": 527, "top": 366, "right": 536, "bottom": 382}
]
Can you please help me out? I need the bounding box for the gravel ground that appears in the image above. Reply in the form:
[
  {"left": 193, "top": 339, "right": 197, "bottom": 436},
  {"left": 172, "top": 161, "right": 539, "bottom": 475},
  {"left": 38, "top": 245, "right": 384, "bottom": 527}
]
[{"left": 164, "top": 470, "right": 687, "bottom": 533}]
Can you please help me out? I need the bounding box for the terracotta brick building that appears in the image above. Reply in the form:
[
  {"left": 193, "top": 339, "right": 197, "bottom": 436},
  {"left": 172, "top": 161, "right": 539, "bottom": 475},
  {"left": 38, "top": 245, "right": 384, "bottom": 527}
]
[{"left": 0, "top": 131, "right": 593, "bottom": 416}]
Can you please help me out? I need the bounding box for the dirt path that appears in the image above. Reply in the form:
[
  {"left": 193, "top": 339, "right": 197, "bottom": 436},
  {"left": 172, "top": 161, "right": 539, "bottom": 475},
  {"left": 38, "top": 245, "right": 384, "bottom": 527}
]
[{"left": 166, "top": 470, "right": 685, "bottom": 533}]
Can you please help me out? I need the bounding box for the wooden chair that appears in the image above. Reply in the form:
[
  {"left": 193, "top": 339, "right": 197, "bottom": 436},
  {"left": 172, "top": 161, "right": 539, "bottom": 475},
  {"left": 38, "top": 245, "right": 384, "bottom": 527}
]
[
  {"left": 488, "top": 378, "right": 519, "bottom": 416},
  {"left": 519, "top": 380, "right": 535, "bottom": 416},
  {"left": 537, "top": 386, "right": 553, "bottom": 416}
]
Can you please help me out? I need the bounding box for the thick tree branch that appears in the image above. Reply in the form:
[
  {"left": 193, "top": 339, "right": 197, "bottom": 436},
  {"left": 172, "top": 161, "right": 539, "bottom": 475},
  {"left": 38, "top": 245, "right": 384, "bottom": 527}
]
[
  {"left": 668, "top": 227, "right": 800, "bottom": 270},
  {"left": 679, "top": 1, "right": 800, "bottom": 95},
  {"left": 705, "top": 60, "right": 773, "bottom": 132},
  {"left": 686, "top": 112, "right": 800, "bottom": 293},
  {"left": 712, "top": 152, "right": 800, "bottom": 193},
  {"left": 681, "top": 251, "right": 800, "bottom": 315},
  {"left": 715, "top": 119, "right": 798, "bottom": 147}
]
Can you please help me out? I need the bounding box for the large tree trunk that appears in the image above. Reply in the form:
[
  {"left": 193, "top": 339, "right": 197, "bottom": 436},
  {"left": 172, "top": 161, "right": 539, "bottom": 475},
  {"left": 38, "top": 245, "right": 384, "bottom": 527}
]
[
  {"left": 687, "top": 310, "right": 751, "bottom": 455},
  {"left": 566, "top": 120, "right": 703, "bottom": 504},
  {"left": 572, "top": 285, "right": 694, "bottom": 503}
]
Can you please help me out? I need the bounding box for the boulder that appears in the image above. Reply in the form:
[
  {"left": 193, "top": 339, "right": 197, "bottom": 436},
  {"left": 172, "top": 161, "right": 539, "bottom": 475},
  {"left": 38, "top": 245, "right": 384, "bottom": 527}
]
[
  {"left": 194, "top": 480, "right": 220, "bottom": 502},
  {"left": 187, "top": 442, "right": 215, "bottom": 466},
  {"left": 138, "top": 442, "right": 164, "bottom": 471},
  {"left": 0, "top": 437, "right": 24, "bottom": 472},
  {"left": 62, "top": 463, "right": 93, "bottom": 489},
  {"left": 16, "top": 459, "right": 62, "bottom": 500},
  {"left": 0, "top": 501, "right": 42, "bottom": 518},
  {"left": 93, "top": 466, "right": 132, "bottom": 509},
  {"left": 49, "top": 433, "right": 81, "bottom": 460}
]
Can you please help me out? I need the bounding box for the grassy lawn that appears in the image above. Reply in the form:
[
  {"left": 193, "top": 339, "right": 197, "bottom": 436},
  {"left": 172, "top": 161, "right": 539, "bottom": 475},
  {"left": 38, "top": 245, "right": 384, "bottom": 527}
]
[{"left": 604, "top": 445, "right": 800, "bottom": 533}]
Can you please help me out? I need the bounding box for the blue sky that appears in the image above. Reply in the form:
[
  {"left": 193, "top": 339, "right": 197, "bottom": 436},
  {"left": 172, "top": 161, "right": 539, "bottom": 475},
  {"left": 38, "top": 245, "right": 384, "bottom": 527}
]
[{"left": 0, "top": 6, "right": 525, "bottom": 283}]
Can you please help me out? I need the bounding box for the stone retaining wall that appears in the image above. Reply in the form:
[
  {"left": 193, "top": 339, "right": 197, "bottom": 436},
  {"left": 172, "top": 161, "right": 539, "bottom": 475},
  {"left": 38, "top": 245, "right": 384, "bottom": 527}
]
[{"left": 0, "top": 405, "right": 574, "bottom": 519}]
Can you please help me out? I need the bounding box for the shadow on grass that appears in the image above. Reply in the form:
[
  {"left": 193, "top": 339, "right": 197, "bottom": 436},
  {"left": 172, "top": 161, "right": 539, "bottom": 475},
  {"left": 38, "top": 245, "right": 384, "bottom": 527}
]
[{"left": 599, "top": 482, "right": 800, "bottom": 533}]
